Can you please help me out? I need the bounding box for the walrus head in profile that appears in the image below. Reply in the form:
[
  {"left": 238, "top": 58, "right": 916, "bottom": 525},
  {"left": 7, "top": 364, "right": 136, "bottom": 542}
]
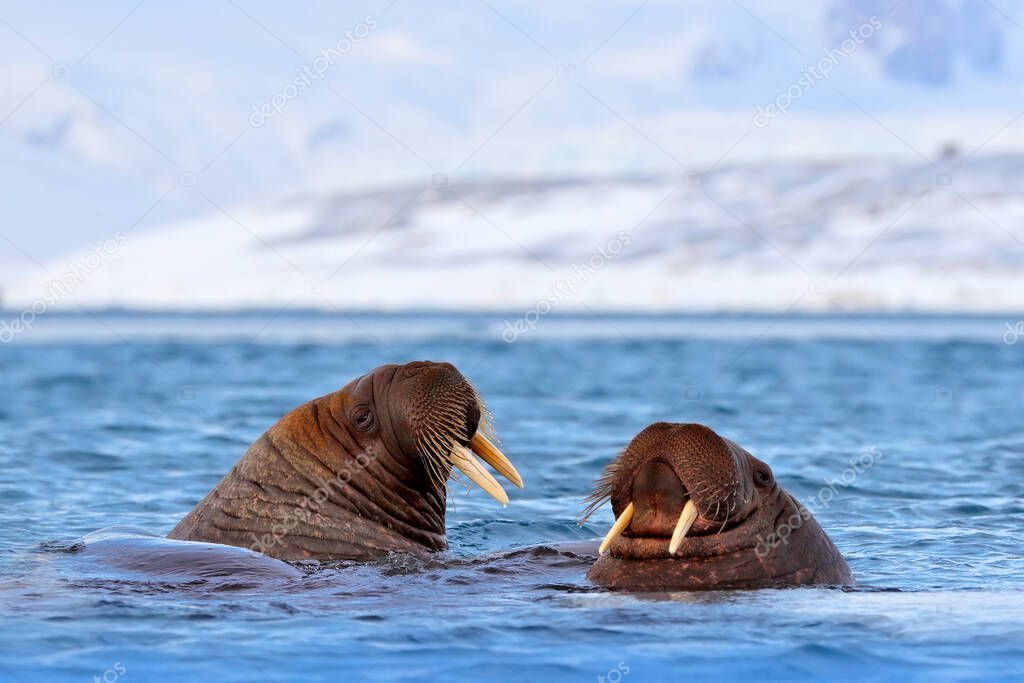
[
  {"left": 583, "top": 423, "right": 852, "bottom": 590},
  {"left": 168, "top": 361, "right": 522, "bottom": 561}
]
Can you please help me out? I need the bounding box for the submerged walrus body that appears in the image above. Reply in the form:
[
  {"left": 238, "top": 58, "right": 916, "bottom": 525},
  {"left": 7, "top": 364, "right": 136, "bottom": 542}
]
[
  {"left": 169, "top": 361, "right": 522, "bottom": 562},
  {"left": 585, "top": 423, "right": 852, "bottom": 590}
]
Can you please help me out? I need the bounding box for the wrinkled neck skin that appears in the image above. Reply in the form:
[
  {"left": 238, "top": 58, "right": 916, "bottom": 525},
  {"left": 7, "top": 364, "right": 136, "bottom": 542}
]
[
  {"left": 168, "top": 378, "right": 448, "bottom": 562},
  {"left": 587, "top": 482, "right": 853, "bottom": 590}
]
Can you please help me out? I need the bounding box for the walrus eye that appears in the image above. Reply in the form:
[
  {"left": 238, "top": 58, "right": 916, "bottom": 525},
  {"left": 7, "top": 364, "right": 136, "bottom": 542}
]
[
  {"left": 755, "top": 468, "right": 772, "bottom": 486},
  {"left": 353, "top": 407, "right": 375, "bottom": 432}
]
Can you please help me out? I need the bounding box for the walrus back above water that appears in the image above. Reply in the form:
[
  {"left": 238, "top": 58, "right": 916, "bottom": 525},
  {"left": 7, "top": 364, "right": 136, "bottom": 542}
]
[{"left": 168, "top": 361, "right": 522, "bottom": 561}]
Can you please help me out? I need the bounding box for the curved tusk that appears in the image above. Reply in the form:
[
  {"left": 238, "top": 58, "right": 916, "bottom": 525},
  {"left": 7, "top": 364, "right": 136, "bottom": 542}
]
[
  {"left": 598, "top": 502, "right": 634, "bottom": 555},
  {"left": 470, "top": 432, "right": 523, "bottom": 488},
  {"left": 668, "top": 500, "right": 699, "bottom": 556},
  {"left": 449, "top": 444, "right": 509, "bottom": 505}
]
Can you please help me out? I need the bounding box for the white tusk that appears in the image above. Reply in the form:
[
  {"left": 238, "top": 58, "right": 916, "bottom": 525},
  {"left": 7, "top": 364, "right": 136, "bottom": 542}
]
[
  {"left": 449, "top": 444, "right": 509, "bottom": 505},
  {"left": 598, "top": 502, "right": 634, "bottom": 555},
  {"left": 470, "top": 432, "right": 523, "bottom": 488},
  {"left": 668, "top": 500, "right": 699, "bottom": 556}
]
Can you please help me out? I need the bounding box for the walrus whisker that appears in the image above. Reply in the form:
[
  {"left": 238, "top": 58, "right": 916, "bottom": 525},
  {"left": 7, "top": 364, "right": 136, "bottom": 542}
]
[
  {"left": 420, "top": 424, "right": 449, "bottom": 454},
  {"left": 409, "top": 385, "right": 517, "bottom": 507},
  {"left": 717, "top": 510, "right": 730, "bottom": 534},
  {"left": 422, "top": 423, "right": 454, "bottom": 452},
  {"left": 582, "top": 463, "right": 731, "bottom": 529},
  {"left": 418, "top": 426, "right": 455, "bottom": 491},
  {"left": 578, "top": 457, "right": 622, "bottom": 524},
  {"left": 445, "top": 468, "right": 475, "bottom": 499},
  {"left": 422, "top": 445, "right": 449, "bottom": 491},
  {"left": 478, "top": 413, "right": 498, "bottom": 444}
]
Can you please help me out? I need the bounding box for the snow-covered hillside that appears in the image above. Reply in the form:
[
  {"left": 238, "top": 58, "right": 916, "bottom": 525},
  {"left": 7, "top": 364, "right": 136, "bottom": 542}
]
[
  {"left": 6, "top": 154, "right": 1024, "bottom": 312},
  {"left": 5, "top": 0, "right": 1024, "bottom": 270}
]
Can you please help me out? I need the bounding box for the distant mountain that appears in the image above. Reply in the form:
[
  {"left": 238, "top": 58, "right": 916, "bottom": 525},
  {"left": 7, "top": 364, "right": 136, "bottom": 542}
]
[
  {"left": 6, "top": 154, "right": 1023, "bottom": 313},
  {"left": 3, "top": 0, "right": 1024, "bottom": 270}
]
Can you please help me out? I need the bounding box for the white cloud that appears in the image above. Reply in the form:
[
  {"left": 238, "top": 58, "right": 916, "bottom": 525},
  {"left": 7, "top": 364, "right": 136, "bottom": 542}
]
[
  {"left": 588, "top": 26, "right": 713, "bottom": 80},
  {"left": 361, "top": 31, "right": 451, "bottom": 67}
]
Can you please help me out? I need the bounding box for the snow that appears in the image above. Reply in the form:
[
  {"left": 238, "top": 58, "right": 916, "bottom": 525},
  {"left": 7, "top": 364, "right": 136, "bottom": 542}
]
[
  {"left": 5, "top": 0, "right": 1024, "bottom": 268},
  {"left": 4, "top": 154, "right": 1023, "bottom": 313}
]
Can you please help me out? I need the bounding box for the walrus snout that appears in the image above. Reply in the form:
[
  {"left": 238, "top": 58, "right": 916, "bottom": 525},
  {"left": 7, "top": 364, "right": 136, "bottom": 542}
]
[
  {"left": 398, "top": 359, "right": 458, "bottom": 378},
  {"left": 584, "top": 422, "right": 854, "bottom": 589},
  {"left": 583, "top": 423, "right": 775, "bottom": 563},
  {"left": 396, "top": 360, "right": 480, "bottom": 447},
  {"left": 585, "top": 423, "right": 759, "bottom": 556},
  {"left": 628, "top": 461, "right": 687, "bottom": 538},
  {"left": 392, "top": 360, "right": 522, "bottom": 504}
]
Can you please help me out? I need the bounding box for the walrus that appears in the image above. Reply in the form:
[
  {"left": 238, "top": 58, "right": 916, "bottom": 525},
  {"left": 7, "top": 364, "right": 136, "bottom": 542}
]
[
  {"left": 583, "top": 423, "right": 852, "bottom": 590},
  {"left": 168, "top": 361, "right": 522, "bottom": 561}
]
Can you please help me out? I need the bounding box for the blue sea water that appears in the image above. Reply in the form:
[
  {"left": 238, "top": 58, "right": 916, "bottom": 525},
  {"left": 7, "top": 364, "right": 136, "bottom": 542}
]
[{"left": 1, "top": 312, "right": 1023, "bottom": 683}]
